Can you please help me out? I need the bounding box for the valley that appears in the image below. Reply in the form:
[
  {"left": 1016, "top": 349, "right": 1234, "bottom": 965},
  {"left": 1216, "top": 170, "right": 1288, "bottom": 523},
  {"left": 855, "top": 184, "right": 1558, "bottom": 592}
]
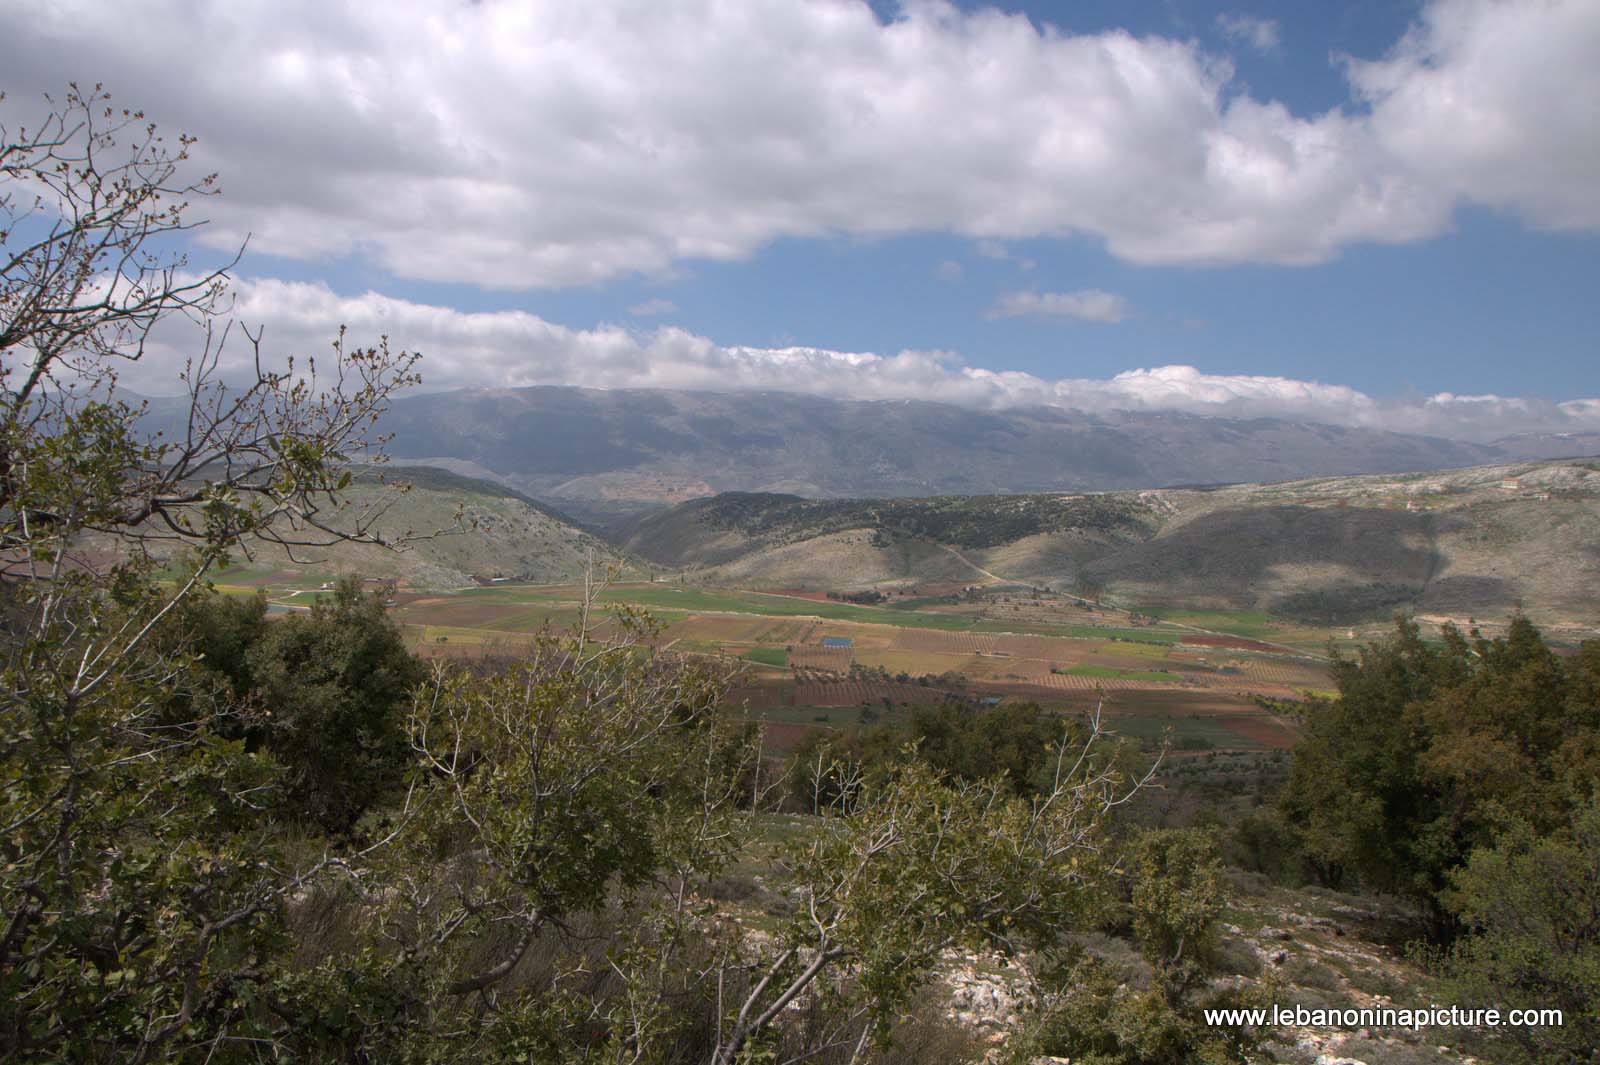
[{"left": 187, "top": 454, "right": 1597, "bottom": 787}]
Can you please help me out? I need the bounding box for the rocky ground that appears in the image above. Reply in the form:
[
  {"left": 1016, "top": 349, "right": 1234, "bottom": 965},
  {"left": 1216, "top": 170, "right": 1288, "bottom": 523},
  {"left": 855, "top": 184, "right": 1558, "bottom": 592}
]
[{"left": 933, "top": 873, "right": 1492, "bottom": 1064}]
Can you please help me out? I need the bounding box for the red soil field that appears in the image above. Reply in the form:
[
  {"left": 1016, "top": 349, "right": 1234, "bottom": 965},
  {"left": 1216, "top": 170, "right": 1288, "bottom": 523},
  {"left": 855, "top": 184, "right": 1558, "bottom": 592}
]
[
  {"left": 724, "top": 684, "right": 785, "bottom": 709},
  {"left": 890, "top": 630, "right": 1001, "bottom": 654},
  {"left": 1214, "top": 714, "right": 1301, "bottom": 749},
  {"left": 1180, "top": 634, "right": 1285, "bottom": 653},
  {"left": 791, "top": 681, "right": 957, "bottom": 707},
  {"left": 1113, "top": 690, "right": 1270, "bottom": 716},
  {"left": 757, "top": 721, "right": 825, "bottom": 752}
]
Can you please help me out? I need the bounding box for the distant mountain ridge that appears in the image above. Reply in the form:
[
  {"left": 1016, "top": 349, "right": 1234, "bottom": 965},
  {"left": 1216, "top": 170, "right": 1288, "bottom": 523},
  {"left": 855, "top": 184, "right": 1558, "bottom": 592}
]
[{"left": 370, "top": 385, "right": 1596, "bottom": 526}]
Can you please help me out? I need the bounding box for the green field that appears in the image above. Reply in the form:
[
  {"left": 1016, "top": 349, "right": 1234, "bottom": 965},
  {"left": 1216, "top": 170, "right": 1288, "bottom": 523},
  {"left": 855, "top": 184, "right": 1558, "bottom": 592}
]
[
  {"left": 447, "top": 583, "right": 1189, "bottom": 641},
  {"left": 1092, "top": 714, "right": 1265, "bottom": 750},
  {"left": 741, "top": 647, "right": 789, "bottom": 667},
  {"left": 1061, "top": 664, "right": 1182, "bottom": 683},
  {"left": 1141, "top": 607, "right": 1280, "bottom": 638}
]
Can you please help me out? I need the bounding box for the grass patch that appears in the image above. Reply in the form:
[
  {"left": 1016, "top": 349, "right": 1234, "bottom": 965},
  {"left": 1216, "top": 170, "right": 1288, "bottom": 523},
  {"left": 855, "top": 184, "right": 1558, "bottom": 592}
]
[
  {"left": 1145, "top": 607, "right": 1281, "bottom": 638},
  {"left": 741, "top": 646, "right": 789, "bottom": 668},
  {"left": 1091, "top": 714, "right": 1266, "bottom": 751},
  {"left": 1062, "top": 664, "right": 1179, "bottom": 682}
]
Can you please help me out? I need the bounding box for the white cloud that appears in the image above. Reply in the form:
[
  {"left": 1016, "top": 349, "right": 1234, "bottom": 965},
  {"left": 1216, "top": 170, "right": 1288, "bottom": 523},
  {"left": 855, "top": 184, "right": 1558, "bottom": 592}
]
[
  {"left": 973, "top": 239, "right": 1034, "bottom": 271},
  {"left": 1216, "top": 13, "right": 1281, "bottom": 54},
  {"left": 2, "top": 0, "right": 1593, "bottom": 287},
  {"left": 932, "top": 259, "right": 964, "bottom": 282},
  {"left": 1348, "top": 0, "right": 1600, "bottom": 232},
  {"left": 987, "top": 289, "right": 1133, "bottom": 323},
  {"left": 124, "top": 277, "right": 1600, "bottom": 442},
  {"left": 626, "top": 298, "right": 678, "bottom": 317}
]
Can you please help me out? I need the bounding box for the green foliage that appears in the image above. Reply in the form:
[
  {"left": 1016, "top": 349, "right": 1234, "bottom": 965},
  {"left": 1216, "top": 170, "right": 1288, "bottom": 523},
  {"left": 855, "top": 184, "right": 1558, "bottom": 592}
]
[
  {"left": 1433, "top": 798, "right": 1600, "bottom": 1065},
  {"left": 1129, "top": 829, "right": 1226, "bottom": 1004},
  {"left": 246, "top": 579, "right": 421, "bottom": 834},
  {"left": 786, "top": 701, "right": 1122, "bottom": 812},
  {"left": 1281, "top": 616, "right": 1599, "bottom": 919},
  {"left": 727, "top": 744, "right": 1138, "bottom": 1064},
  {"left": 1013, "top": 830, "right": 1267, "bottom": 1065},
  {"left": 686, "top": 491, "right": 1152, "bottom": 549},
  {"left": 741, "top": 646, "right": 789, "bottom": 668},
  {"left": 181, "top": 578, "right": 424, "bottom": 834},
  {"left": 1224, "top": 806, "right": 1307, "bottom": 884},
  {"left": 1, "top": 85, "right": 418, "bottom": 1061}
]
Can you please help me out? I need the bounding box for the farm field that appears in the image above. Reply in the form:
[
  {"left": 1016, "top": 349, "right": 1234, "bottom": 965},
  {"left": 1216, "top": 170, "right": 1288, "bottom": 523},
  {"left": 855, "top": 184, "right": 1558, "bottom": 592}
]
[{"left": 358, "top": 580, "right": 1325, "bottom": 755}]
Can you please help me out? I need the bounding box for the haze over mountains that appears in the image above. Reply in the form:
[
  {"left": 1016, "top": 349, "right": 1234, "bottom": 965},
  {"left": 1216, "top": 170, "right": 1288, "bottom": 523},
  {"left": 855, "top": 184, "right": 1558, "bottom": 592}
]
[{"left": 373, "top": 385, "right": 1599, "bottom": 526}]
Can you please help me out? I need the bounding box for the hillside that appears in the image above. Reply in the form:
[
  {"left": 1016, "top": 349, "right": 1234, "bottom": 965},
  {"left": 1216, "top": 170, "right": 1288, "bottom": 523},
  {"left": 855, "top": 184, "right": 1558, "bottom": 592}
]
[
  {"left": 367, "top": 386, "right": 1564, "bottom": 527},
  {"left": 625, "top": 459, "right": 1600, "bottom": 635},
  {"left": 624, "top": 492, "right": 1156, "bottom": 564},
  {"left": 131, "top": 466, "right": 643, "bottom": 589}
]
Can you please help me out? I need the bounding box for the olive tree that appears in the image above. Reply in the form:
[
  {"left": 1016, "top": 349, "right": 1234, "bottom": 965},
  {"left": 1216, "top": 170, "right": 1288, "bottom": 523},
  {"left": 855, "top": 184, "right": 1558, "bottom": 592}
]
[{"left": 1, "top": 84, "right": 419, "bottom": 1060}]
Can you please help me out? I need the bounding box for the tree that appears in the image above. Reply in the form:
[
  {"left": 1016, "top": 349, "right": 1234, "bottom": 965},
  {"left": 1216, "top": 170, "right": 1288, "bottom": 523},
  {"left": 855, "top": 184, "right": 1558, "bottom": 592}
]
[
  {"left": 1282, "top": 616, "right": 1600, "bottom": 932},
  {"left": 1279, "top": 618, "right": 1468, "bottom": 903},
  {"left": 1, "top": 85, "right": 419, "bottom": 1059},
  {"left": 183, "top": 577, "right": 425, "bottom": 834},
  {"left": 786, "top": 701, "right": 1117, "bottom": 811},
  {"left": 259, "top": 607, "right": 755, "bottom": 1062},
  {"left": 1437, "top": 798, "right": 1600, "bottom": 1065}
]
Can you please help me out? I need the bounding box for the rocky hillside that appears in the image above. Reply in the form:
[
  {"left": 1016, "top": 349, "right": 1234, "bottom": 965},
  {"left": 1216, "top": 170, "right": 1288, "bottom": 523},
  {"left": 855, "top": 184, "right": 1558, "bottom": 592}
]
[{"left": 624, "top": 460, "right": 1600, "bottom": 633}]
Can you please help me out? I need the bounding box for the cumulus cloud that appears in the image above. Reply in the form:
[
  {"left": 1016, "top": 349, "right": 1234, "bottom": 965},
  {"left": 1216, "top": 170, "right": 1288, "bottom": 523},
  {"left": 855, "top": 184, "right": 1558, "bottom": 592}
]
[
  {"left": 626, "top": 298, "right": 678, "bottom": 317},
  {"left": 987, "top": 289, "right": 1133, "bottom": 323},
  {"left": 1216, "top": 13, "right": 1281, "bottom": 54},
  {"left": 122, "top": 277, "right": 1600, "bottom": 443},
  {"left": 2, "top": 0, "right": 1594, "bottom": 287},
  {"left": 1347, "top": 0, "right": 1600, "bottom": 232}
]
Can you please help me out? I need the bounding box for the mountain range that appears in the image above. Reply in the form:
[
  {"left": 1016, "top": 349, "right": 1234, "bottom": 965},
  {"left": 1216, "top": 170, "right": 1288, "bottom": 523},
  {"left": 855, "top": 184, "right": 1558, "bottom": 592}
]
[{"left": 371, "top": 385, "right": 1600, "bottom": 528}]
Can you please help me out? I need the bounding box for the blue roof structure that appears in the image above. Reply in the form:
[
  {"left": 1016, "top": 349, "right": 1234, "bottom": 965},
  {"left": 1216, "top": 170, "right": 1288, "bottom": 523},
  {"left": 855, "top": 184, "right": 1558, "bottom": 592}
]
[{"left": 820, "top": 636, "right": 853, "bottom": 648}]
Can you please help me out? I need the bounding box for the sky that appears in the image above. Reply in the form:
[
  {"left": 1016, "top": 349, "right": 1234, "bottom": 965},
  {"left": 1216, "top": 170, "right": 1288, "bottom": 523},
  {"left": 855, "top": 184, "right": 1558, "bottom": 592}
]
[{"left": 2, "top": 0, "right": 1597, "bottom": 441}]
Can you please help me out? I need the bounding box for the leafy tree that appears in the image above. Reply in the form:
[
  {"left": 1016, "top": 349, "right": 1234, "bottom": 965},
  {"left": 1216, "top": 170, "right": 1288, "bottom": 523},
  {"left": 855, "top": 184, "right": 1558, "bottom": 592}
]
[
  {"left": 1283, "top": 615, "right": 1600, "bottom": 933},
  {"left": 0, "top": 85, "right": 418, "bottom": 1060},
  {"left": 261, "top": 628, "right": 1151, "bottom": 1065},
  {"left": 787, "top": 700, "right": 1111, "bottom": 811},
  {"left": 1436, "top": 798, "right": 1600, "bottom": 1065},
  {"left": 907, "top": 700, "right": 1092, "bottom": 796},
  {"left": 1130, "top": 828, "right": 1226, "bottom": 1006},
  {"left": 1279, "top": 618, "right": 1470, "bottom": 901},
  {"left": 263, "top": 611, "right": 752, "bottom": 1062},
  {"left": 1414, "top": 616, "right": 1600, "bottom": 848},
  {"left": 247, "top": 578, "right": 420, "bottom": 833},
  {"left": 182, "top": 578, "right": 424, "bottom": 834}
]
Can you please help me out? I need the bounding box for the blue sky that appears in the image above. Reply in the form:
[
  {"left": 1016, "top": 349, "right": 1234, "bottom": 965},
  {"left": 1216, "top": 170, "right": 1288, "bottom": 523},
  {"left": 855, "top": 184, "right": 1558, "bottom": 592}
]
[{"left": 2, "top": 0, "right": 1596, "bottom": 438}]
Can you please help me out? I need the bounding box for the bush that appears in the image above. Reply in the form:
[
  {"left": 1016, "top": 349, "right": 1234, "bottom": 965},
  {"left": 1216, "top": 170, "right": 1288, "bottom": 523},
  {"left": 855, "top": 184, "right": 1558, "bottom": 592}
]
[{"left": 185, "top": 577, "right": 424, "bottom": 834}]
